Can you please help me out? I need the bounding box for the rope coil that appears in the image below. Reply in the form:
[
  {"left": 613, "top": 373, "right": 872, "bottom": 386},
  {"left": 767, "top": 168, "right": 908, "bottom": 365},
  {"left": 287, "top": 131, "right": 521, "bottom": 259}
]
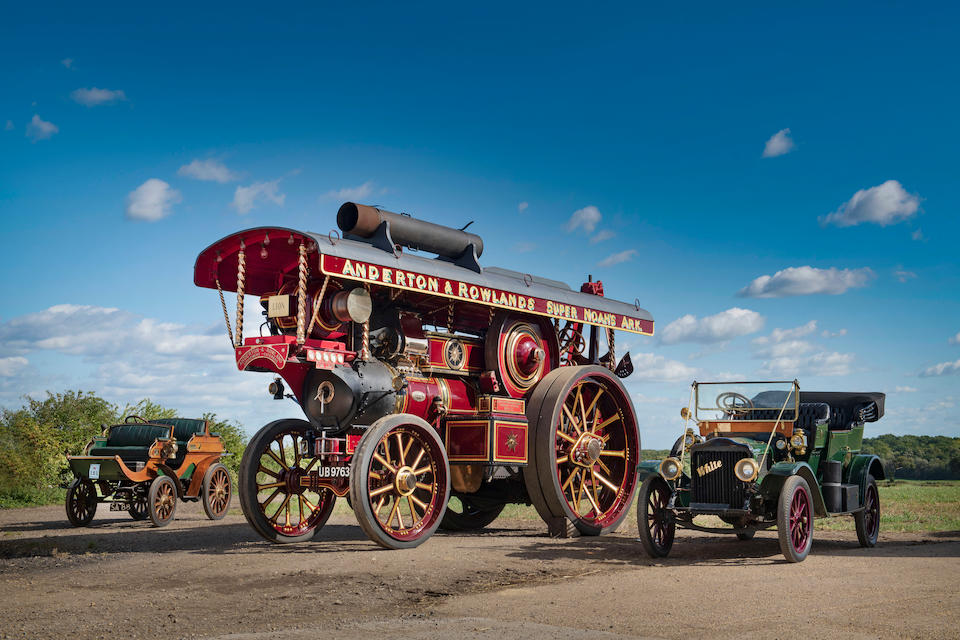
[
  {"left": 235, "top": 242, "right": 246, "bottom": 347},
  {"left": 296, "top": 243, "right": 308, "bottom": 345}
]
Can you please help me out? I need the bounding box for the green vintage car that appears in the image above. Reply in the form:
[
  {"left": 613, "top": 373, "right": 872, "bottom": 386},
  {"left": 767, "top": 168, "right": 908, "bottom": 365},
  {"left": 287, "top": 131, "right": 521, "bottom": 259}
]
[{"left": 636, "top": 380, "right": 885, "bottom": 562}]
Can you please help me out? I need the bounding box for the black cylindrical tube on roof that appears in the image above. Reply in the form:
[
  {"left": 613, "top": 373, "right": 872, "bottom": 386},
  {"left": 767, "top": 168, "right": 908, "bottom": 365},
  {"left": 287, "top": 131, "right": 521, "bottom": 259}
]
[{"left": 337, "top": 202, "right": 484, "bottom": 258}]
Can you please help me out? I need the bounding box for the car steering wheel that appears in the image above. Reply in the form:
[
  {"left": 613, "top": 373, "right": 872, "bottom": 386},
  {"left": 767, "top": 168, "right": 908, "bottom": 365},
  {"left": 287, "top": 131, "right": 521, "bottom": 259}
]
[{"left": 716, "top": 392, "right": 754, "bottom": 416}]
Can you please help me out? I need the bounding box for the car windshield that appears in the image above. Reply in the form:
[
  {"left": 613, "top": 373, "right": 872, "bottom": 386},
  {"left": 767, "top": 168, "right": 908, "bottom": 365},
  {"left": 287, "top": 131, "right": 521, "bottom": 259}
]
[{"left": 694, "top": 381, "right": 798, "bottom": 422}]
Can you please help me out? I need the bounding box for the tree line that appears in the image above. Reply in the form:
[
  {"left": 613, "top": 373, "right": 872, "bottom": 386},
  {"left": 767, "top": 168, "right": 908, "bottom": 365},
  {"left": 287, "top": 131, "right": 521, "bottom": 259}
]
[
  {"left": 0, "top": 390, "right": 247, "bottom": 507},
  {"left": 862, "top": 434, "right": 960, "bottom": 480}
]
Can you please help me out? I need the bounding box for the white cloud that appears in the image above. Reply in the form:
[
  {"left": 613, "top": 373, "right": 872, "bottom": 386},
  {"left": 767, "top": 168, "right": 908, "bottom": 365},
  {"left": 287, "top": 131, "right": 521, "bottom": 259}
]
[
  {"left": 598, "top": 249, "right": 637, "bottom": 267},
  {"left": 759, "top": 351, "right": 854, "bottom": 377},
  {"left": 821, "top": 328, "right": 847, "bottom": 338},
  {"left": 513, "top": 242, "right": 537, "bottom": 253},
  {"left": 821, "top": 180, "right": 921, "bottom": 227},
  {"left": 566, "top": 205, "right": 601, "bottom": 233},
  {"left": 590, "top": 230, "right": 615, "bottom": 244},
  {"left": 949, "top": 332, "right": 960, "bottom": 345},
  {"left": 911, "top": 229, "right": 925, "bottom": 241},
  {"left": 738, "top": 266, "right": 874, "bottom": 298},
  {"left": 25, "top": 114, "right": 58, "bottom": 141},
  {"left": 232, "top": 179, "right": 285, "bottom": 214},
  {"left": 894, "top": 268, "right": 917, "bottom": 283},
  {"left": 177, "top": 159, "right": 238, "bottom": 183},
  {"left": 753, "top": 320, "right": 818, "bottom": 345},
  {"left": 0, "top": 356, "right": 28, "bottom": 377},
  {"left": 61, "top": 58, "right": 74, "bottom": 69},
  {"left": 629, "top": 353, "right": 698, "bottom": 382},
  {"left": 518, "top": 201, "right": 529, "bottom": 213},
  {"left": 4, "top": 120, "right": 13, "bottom": 131},
  {"left": 70, "top": 87, "right": 127, "bottom": 106},
  {"left": 125, "top": 178, "right": 181, "bottom": 221},
  {"left": 919, "top": 359, "right": 960, "bottom": 377},
  {"left": 661, "top": 308, "right": 764, "bottom": 345},
  {"left": 762, "top": 128, "right": 794, "bottom": 158},
  {"left": 895, "top": 386, "right": 918, "bottom": 393},
  {"left": 323, "top": 181, "right": 374, "bottom": 202}
]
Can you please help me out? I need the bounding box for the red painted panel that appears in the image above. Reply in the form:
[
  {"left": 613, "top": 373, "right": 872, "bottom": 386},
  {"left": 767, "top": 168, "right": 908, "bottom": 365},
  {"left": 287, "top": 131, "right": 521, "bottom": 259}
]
[{"left": 445, "top": 420, "right": 489, "bottom": 462}]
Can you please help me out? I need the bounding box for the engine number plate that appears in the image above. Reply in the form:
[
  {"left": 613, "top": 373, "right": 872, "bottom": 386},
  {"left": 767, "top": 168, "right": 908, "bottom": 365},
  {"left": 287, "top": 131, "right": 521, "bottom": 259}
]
[
  {"left": 89, "top": 463, "right": 100, "bottom": 479},
  {"left": 109, "top": 502, "right": 130, "bottom": 511}
]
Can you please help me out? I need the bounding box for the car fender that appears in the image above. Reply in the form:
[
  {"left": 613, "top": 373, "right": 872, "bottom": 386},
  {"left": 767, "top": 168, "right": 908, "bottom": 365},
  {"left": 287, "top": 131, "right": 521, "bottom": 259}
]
[
  {"left": 846, "top": 454, "right": 884, "bottom": 506},
  {"left": 636, "top": 460, "right": 662, "bottom": 481},
  {"left": 759, "top": 461, "right": 828, "bottom": 517}
]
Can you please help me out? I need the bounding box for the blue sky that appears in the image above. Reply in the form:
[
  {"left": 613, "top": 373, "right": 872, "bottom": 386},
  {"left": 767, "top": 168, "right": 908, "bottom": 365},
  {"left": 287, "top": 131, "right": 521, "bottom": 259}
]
[{"left": 1, "top": 3, "right": 957, "bottom": 447}]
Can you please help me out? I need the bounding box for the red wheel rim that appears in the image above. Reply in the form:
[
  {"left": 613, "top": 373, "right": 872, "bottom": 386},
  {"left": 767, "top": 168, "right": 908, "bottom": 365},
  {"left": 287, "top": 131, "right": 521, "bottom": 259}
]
[
  {"left": 789, "top": 484, "right": 812, "bottom": 553},
  {"left": 646, "top": 481, "right": 674, "bottom": 551},
  {"left": 364, "top": 425, "right": 446, "bottom": 542},
  {"left": 863, "top": 483, "right": 879, "bottom": 540},
  {"left": 552, "top": 373, "right": 639, "bottom": 529},
  {"left": 253, "top": 430, "right": 334, "bottom": 536}
]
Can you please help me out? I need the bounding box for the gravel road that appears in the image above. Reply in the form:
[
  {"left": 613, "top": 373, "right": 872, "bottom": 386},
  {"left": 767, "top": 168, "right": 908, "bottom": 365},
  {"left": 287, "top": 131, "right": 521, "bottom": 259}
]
[{"left": 1, "top": 502, "right": 957, "bottom": 639}]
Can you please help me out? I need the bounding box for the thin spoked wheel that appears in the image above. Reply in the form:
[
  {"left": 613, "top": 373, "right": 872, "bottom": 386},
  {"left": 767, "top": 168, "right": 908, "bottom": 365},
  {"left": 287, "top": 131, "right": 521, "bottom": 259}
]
[
  {"left": 202, "top": 463, "right": 232, "bottom": 520},
  {"left": 855, "top": 474, "right": 880, "bottom": 547},
  {"left": 637, "top": 475, "right": 675, "bottom": 558},
  {"left": 238, "top": 419, "right": 336, "bottom": 543},
  {"left": 148, "top": 475, "right": 178, "bottom": 527},
  {"left": 66, "top": 478, "right": 98, "bottom": 527},
  {"left": 439, "top": 496, "right": 505, "bottom": 531},
  {"left": 350, "top": 414, "right": 450, "bottom": 550},
  {"left": 778, "top": 475, "right": 813, "bottom": 562},
  {"left": 524, "top": 365, "right": 640, "bottom": 535},
  {"left": 129, "top": 494, "right": 149, "bottom": 521}
]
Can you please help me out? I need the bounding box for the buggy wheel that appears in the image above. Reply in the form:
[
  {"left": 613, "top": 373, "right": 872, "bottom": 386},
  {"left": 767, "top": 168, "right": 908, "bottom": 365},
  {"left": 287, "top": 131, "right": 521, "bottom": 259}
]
[
  {"left": 523, "top": 365, "right": 640, "bottom": 536},
  {"left": 129, "top": 494, "right": 149, "bottom": 521},
  {"left": 777, "top": 475, "right": 813, "bottom": 562},
  {"left": 854, "top": 474, "right": 880, "bottom": 547},
  {"left": 439, "top": 496, "right": 505, "bottom": 531},
  {"left": 202, "top": 463, "right": 232, "bottom": 520},
  {"left": 66, "top": 478, "right": 97, "bottom": 527},
  {"left": 148, "top": 475, "right": 178, "bottom": 527},
  {"left": 350, "top": 415, "right": 450, "bottom": 550},
  {"left": 238, "top": 419, "right": 336, "bottom": 543},
  {"left": 637, "top": 475, "right": 675, "bottom": 558}
]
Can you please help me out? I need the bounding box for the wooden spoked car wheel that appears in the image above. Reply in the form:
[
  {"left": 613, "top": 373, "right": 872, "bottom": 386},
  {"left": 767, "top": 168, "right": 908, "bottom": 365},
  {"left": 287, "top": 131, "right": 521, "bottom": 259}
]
[
  {"left": 637, "top": 475, "right": 675, "bottom": 558},
  {"left": 129, "top": 494, "right": 149, "bottom": 521},
  {"left": 238, "top": 419, "right": 336, "bottom": 543},
  {"left": 202, "top": 462, "right": 232, "bottom": 520},
  {"left": 855, "top": 474, "right": 880, "bottom": 547},
  {"left": 524, "top": 365, "right": 640, "bottom": 535},
  {"left": 778, "top": 475, "right": 813, "bottom": 562},
  {"left": 350, "top": 414, "right": 450, "bottom": 550},
  {"left": 148, "top": 475, "right": 178, "bottom": 527},
  {"left": 66, "top": 478, "right": 98, "bottom": 527}
]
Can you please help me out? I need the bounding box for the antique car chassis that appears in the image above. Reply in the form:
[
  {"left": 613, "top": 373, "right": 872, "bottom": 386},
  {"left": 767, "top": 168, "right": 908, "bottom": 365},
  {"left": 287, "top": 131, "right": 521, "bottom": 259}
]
[
  {"left": 65, "top": 416, "right": 232, "bottom": 527},
  {"left": 636, "top": 380, "right": 885, "bottom": 562},
  {"left": 194, "top": 202, "right": 653, "bottom": 549}
]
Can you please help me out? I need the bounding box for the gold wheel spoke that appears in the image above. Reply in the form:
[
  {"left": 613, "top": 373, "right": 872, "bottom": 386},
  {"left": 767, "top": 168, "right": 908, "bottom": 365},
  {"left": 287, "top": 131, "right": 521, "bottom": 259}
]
[
  {"left": 402, "top": 437, "right": 414, "bottom": 464},
  {"left": 369, "top": 484, "right": 394, "bottom": 498},
  {"left": 410, "top": 448, "right": 426, "bottom": 471},
  {"left": 396, "top": 503, "right": 405, "bottom": 529},
  {"left": 270, "top": 494, "right": 292, "bottom": 523},
  {"left": 561, "top": 468, "right": 579, "bottom": 492},
  {"left": 301, "top": 494, "right": 318, "bottom": 512},
  {"left": 298, "top": 494, "right": 304, "bottom": 521},
  {"left": 595, "top": 414, "right": 621, "bottom": 432},
  {"left": 278, "top": 437, "right": 287, "bottom": 467},
  {"left": 577, "top": 386, "right": 588, "bottom": 432},
  {"left": 293, "top": 435, "right": 301, "bottom": 466},
  {"left": 303, "top": 457, "right": 319, "bottom": 473},
  {"left": 259, "top": 488, "right": 281, "bottom": 508},
  {"left": 409, "top": 494, "right": 428, "bottom": 510},
  {"left": 594, "top": 469, "right": 620, "bottom": 493},
  {"left": 257, "top": 481, "right": 284, "bottom": 490},
  {"left": 395, "top": 432, "right": 406, "bottom": 466},
  {"left": 584, "top": 388, "right": 605, "bottom": 431},
  {"left": 375, "top": 495, "right": 386, "bottom": 514},
  {"left": 562, "top": 405, "right": 582, "bottom": 435},
  {"left": 595, "top": 458, "right": 611, "bottom": 475},
  {"left": 373, "top": 452, "right": 397, "bottom": 473},
  {"left": 257, "top": 465, "right": 279, "bottom": 479},
  {"left": 599, "top": 449, "right": 625, "bottom": 458},
  {"left": 266, "top": 448, "right": 288, "bottom": 471},
  {"left": 414, "top": 481, "right": 434, "bottom": 491},
  {"left": 387, "top": 499, "right": 400, "bottom": 529},
  {"left": 585, "top": 472, "right": 602, "bottom": 514},
  {"left": 383, "top": 440, "right": 393, "bottom": 467},
  {"left": 407, "top": 496, "right": 419, "bottom": 522},
  {"left": 555, "top": 454, "right": 569, "bottom": 465},
  {"left": 412, "top": 465, "right": 431, "bottom": 476},
  {"left": 556, "top": 430, "right": 577, "bottom": 444}
]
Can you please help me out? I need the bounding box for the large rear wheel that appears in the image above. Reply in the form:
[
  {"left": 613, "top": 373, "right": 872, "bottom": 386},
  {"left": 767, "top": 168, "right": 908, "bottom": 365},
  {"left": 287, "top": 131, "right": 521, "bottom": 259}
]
[
  {"left": 854, "top": 474, "right": 880, "bottom": 547},
  {"left": 350, "top": 415, "right": 450, "bottom": 549},
  {"left": 238, "top": 419, "right": 336, "bottom": 543},
  {"left": 524, "top": 365, "right": 640, "bottom": 535},
  {"left": 66, "top": 478, "right": 97, "bottom": 527}
]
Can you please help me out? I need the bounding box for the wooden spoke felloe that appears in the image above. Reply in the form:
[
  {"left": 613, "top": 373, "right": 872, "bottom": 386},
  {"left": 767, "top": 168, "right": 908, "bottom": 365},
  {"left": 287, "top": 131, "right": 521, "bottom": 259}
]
[
  {"left": 238, "top": 419, "right": 336, "bottom": 543},
  {"left": 524, "top": 365, "right": 641, "bottom": 536},
  {"left": 65, "top": 478, "right": 98, "bottom": 527},
  {"left": 350, "top": 415, "right": 450, "bottom": 550},
  {"left": 148, "top": 475, "right": 178, "bottom": 527},
  {"left": 202, "top": 462, "right": 232, "bottom": 520}
]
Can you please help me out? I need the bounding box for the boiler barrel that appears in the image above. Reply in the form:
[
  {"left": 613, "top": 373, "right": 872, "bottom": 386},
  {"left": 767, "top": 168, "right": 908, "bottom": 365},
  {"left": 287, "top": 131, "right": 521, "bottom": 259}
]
[{"left": 337, "top": 202, "right": 484, "bottom": 258}]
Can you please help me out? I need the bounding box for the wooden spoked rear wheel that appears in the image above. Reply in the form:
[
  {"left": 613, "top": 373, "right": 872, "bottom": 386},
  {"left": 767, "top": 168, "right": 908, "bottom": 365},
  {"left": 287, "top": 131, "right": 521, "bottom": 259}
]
[
  {"left": 350, "top": 415, "right": 450, "bottom": 549},
  {"left": 129, "top": 494, "right": 149, "bottom": 520},
  {"left": 148, "top": 475, "right": 178, "bottom": 527},
  {"left": 202, "top": 463, "right": 232, "bottom": 520},
  {"left": 855, "top": 474, "right": 880, "bottom": 547},
  {"left": 238, "top": 419, "right": 336, "bottom": 543},
  {"left": 524, "top": 365, "right": 640, "bottom": 535},
  {"left": 66, "top": 478, "right": 97, "bottom": 527}
]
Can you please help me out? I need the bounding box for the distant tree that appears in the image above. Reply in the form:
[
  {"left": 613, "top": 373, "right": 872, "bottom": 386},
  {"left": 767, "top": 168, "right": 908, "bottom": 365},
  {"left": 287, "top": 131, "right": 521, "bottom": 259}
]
[{"left": 862, "top": 435, "right": 960, "bottom": 480}]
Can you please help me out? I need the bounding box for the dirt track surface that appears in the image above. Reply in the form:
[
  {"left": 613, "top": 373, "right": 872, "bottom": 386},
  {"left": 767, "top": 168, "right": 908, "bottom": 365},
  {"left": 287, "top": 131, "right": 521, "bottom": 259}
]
[{"left": 1, "top": 502, "right": 958, "bottom": 640}]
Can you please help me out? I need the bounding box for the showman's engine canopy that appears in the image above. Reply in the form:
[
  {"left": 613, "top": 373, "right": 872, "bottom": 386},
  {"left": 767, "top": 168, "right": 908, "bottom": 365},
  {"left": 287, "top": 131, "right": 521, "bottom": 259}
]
[{"left": 194, "top": 202, "right": 654, "bottom": 549}]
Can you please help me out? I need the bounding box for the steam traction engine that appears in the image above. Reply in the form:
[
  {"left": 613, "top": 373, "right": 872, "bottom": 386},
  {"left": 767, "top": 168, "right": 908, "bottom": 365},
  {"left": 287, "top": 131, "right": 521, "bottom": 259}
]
[{"left": 193, "top": 203, "right": 654, "bottom": 549}]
